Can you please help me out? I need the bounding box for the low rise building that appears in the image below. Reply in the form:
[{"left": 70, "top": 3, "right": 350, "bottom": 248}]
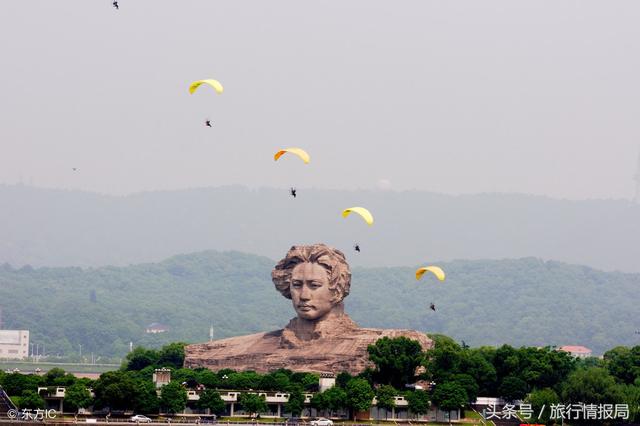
[
  {"left": 145, "top": 323, "right": 169, "bottom": 334},
  {"left": 0, "top": 330, "right": 29, "bottom": 360},
  {"left": 558, "top": 345, "right": 592, "bottom": 358}
]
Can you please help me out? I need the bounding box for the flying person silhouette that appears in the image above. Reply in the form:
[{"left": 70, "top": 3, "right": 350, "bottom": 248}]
[
  {"left": 112, "top": 1, "right": 119, "bottom": 9},
  {"left": 354, "top": 244, "right": 360, "bottom": 253},
  {"left": 205, "top": 120, "right": 212, "bottom": 127},
  {"left": 429, "top": 303, "right": 436, "bottom": 312},
  {"left": 290, "top": 188, "right": 297, "bottom": 198}
]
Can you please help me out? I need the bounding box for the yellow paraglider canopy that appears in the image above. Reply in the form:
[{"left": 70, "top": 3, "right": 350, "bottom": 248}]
[
  {"left": 274, "top": 148, "right": 310, "bottom": 164},
  {"left": 189, "top": 79, "right": 224, "bottom": 95},
  {"left": 415, "top": 266, "right": 446, "bottom": 281},
  {"left": 342, "top": 207, "right": 374, "bottom": 226}
]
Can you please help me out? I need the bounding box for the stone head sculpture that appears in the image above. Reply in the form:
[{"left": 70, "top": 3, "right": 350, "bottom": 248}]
[{"left": 272, "top": 244, "right": 351, "bottom": 321}]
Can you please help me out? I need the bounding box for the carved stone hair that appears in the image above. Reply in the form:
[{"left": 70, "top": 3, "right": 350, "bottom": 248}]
[{"left": 272, "top": 244, "right": 351, "bottom": 303}]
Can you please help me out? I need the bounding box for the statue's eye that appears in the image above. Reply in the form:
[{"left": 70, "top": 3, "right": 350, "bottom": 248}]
[{"left": 292, "top": 281, "right": 302, "bottom": 288}]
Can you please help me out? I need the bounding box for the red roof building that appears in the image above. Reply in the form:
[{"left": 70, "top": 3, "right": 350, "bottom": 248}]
[{"left": 558, "top": 345, "right": 592, "bottom": 358}]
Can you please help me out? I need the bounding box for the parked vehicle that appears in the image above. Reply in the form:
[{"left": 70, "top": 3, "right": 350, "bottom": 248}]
[
  {"left": 310, "top": 418, "right": 333, "bottom": 426},
  {"left": 129, "top": 415, "right": 152, "bottom": 423}
]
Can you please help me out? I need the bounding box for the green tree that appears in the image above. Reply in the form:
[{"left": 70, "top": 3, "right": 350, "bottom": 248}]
[
  {"left": 368, "top": 337, "right": 424, "bottom": 388},
  {"left": 375, "top": 385, "right": 397, "bottom": 419},
  {"left": 172, "top": 368, "right": 199, "bottom": 388},
  {"left": 406, "top": 391, "right": 430, "bottom": 418},
  {"left": 561, "top": 367, "right": 620, "bottom": 404},
  {"left": 2, "top": 373, "right": 42, "bottom": 396},
  {"left": 296, "top": 373, "right": 320, "bottom": 391},
  {"left": 284, "top": 385, "right": 305, "bottom": 416},
  {"left": 197, "top": 389, "right": 225, "bottom": 415},
  {"left": 64, "top": 383, "right": 93, "bottom": 412},
  {"left": 493, "top": 345, "right": 520, "bottom": 384},
  {"left": 450, "top": 374, "right": 479, "bottom": 403},
  {"left": 93, "top": 371, "right": 137, "bottom": 410},
  {"left": 459, "top": 349, "right": 497, "bottom": 395},
  {"left": 311, "top": 392, "right": 330, "bottom": 417},
  {"left": 335, "top": 372, "right": 352, "bottom": 389},
  {"left": 158, "top": 343, "right": 186, "bottom": 369},
  {"left": 324, "top": 387, "right": 347, "bottom": 415},
  {"left": 260, "top": 371, "right": 290, "bottom": 391},
  {"left": 133, "top": 379, "right": 160, "bottom": 414},
  {"left": 345, "top": 378, "right": 374, "bottom": 420},
  {"left": 525, "top": 388, "right": 559, "bottom": 424},
  {"left": 43, "top": 368, "right": 77, "bottom": 386},
  {"left": 19, "top": 390, "right": 45, "bottom": 409},
  {"left": 498, "top": 376, "right": 528, "bottom": 402},
  {"left": 197, "top": 370, "right": 221, "bottom": 389},
  {"left": 238, "top": 393, "right": 267, "bottom": 417},
  {"left": 604, "top": 346, "right": 640, "bottom": 384},
  {"left": 125, "top": 347, "right": 160, "bottom": 371},
  {"left": 617, "top": 383, "right": 640, "bottom": 423},
  {"left": 227, "top": 371, "right": 262, "bottom": 390},
  {"left": 431, "top": 382, "right": 467, "bottom": 423},
  {"left": 160, "top": 381, "right": 188, "bottom": 414},
  {"left": 425, "top": 340, "right": 464, "bottom": 383}
]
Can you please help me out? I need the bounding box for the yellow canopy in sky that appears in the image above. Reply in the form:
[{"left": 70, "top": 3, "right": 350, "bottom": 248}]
[
  {"left": 341, "top": 207, "right": 374, "bottom": 226},
  {"left": 189, "top": 79, "right": 224, "bottom": 95},
  {"left": 415, "top": 266, "right": 446, "bottom": 281},
  {"left": 274, "top": 148, "right": 310, "bottom": 164}
]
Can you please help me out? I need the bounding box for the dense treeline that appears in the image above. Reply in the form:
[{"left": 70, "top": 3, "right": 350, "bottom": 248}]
[
  {"left": 1, "top": 251, "right": 638, "bottom": 359},
  {"left": 1, "top": 339, "right": 639, "bottom": 423},
  {"left": 419, "top": 336, "right": 640, "bottom": 423},
  {"left": 0, "top": 252, "right": 640, "bottom": 362}
]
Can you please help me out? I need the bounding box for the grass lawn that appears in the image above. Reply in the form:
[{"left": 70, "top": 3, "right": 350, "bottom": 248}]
[{"left": 0, "top": 360, "right": 119, "bottom": 374}]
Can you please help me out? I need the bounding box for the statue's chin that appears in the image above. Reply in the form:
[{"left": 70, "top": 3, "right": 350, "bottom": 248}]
[{"left": 296, "top": 312, "right": 319, "bottom": 321}]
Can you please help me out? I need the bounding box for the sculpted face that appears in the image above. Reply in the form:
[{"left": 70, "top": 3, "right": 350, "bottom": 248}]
[{"left": 290, "top": 262, "right": 334, "bottom": 321}]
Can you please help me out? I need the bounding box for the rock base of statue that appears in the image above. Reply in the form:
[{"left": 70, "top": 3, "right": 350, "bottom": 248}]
[{"left": 184, "top": 314, "right": 433, "bottom": 375}]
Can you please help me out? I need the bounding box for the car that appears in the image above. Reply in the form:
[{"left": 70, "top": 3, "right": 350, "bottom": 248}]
[
  {"left": 129, "top": 415, "right": 152, "bottom": 423},
  {"left": 310, "top": 418, "right": 333, "bottom": 426}
]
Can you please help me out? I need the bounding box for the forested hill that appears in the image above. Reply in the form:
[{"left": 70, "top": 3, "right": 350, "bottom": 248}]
[
  {"left": 2, "top": 184, "right": 640, "bottom": 272},
  {"left": 0, "top": 250, "right": 638, "bottom": 359}
]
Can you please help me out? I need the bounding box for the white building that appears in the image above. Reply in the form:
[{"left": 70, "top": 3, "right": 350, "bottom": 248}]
[{"left": 0, "top": 330, "right": 29, "bottom": 360}]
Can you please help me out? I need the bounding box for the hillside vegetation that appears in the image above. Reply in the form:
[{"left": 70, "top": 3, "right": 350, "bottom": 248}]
[
  {"left": 0, "top": 250, "right": 638, "bottom": 359},
  {"left": 1, "top": 185, "right": 640, "bottom": 272}
]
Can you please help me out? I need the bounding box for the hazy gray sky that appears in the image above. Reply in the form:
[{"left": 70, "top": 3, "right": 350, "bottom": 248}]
[{"left": 2, "top": 1, "right": 639, "bottom": 199}]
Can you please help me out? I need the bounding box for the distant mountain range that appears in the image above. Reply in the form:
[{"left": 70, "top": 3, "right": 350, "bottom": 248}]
[
  {"left": 0, "top": 250, "right": 637, "bottom": 359},
  {"left": 1, "top": 184, "right": 639, "bottom": 273}
]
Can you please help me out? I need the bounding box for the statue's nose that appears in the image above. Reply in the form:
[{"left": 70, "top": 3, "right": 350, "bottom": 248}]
[{"left": 299, "top": 285, "right": 311, "bottom": 299}]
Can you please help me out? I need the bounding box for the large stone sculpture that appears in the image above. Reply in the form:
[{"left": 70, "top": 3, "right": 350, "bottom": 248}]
[{"left": 184, "top": 244, "right": 433, "bottom": 374}]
